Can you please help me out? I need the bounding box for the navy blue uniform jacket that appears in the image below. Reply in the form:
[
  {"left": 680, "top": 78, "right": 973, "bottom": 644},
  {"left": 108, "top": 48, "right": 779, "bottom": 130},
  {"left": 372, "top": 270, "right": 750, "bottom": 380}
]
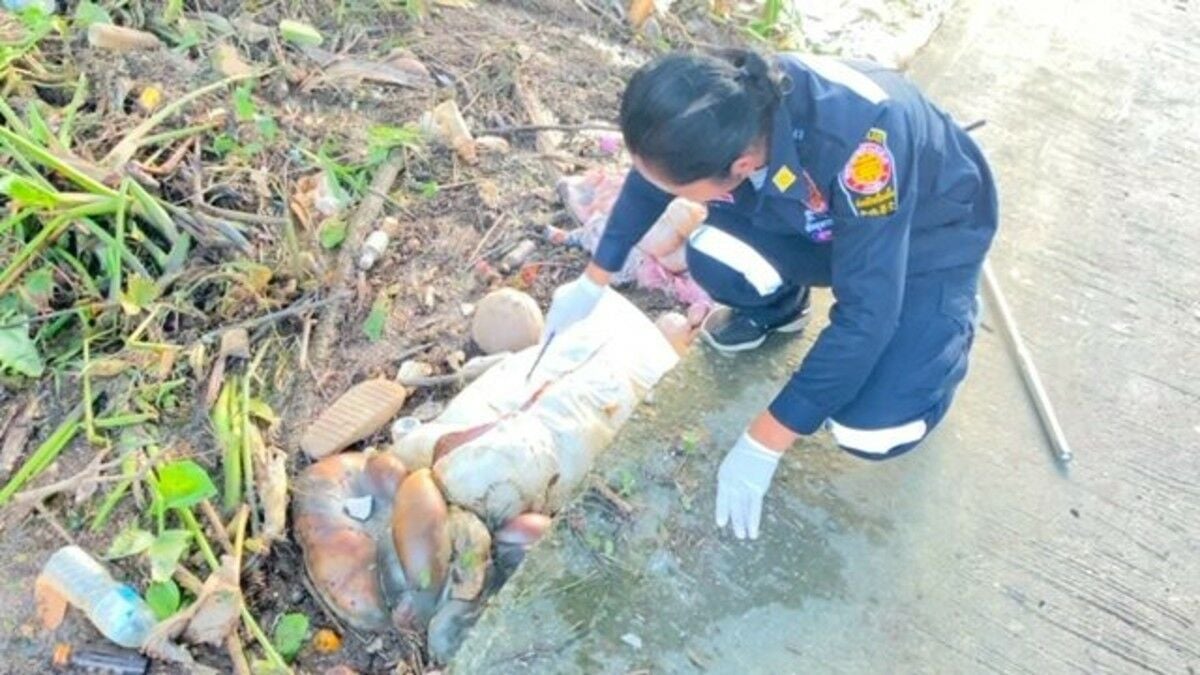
[{"left": 594, "top": 54, "right": 998, "bottom": 434}]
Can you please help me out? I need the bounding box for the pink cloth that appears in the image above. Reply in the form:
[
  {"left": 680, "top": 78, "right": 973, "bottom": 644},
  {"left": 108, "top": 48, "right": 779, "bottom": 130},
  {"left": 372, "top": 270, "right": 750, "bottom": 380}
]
[{"left": 554, "top": 170, "right": 712, "bottom": 316}]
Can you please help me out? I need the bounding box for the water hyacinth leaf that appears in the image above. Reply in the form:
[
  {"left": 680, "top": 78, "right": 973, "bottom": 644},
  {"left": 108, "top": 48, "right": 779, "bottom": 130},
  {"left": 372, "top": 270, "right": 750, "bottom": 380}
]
[
  {"left": 105, "top": 527, "right": 155, "bottom": 559},
  {"left": 145, "top": 579, "right": 181, "bottom": 620},
  {"left": 279, "top": 19, "right": 322, "bottom": 47},
  {"left": 73, "top": 0, "right": 113, "bottom": 28},
  {"left": 120, "top": 275, "right": 160, "bottom": 315},
  {"left": 0, "top": 319, "right": 44, "bottom": 377},
  {"left": 155, "top": 460, "right": 217, "bottom": 509},
  {"left": 147, "top": 529, "right": 191, "bottom": 582},
  {"left": 273, "top": 612, "right": 310, "bottom": 662},
  {"left": 318, "top": 220, "right": 347, "bottom": 249}
]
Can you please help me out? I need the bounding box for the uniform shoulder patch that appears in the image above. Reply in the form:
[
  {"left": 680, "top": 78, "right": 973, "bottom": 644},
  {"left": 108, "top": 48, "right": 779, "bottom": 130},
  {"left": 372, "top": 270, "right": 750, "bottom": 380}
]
[
  {"left": 839, "top": 127, "right": 898, "bottom": 217},
  {"left": 772, "top": 165, "right": 797, "bottom": 193}
]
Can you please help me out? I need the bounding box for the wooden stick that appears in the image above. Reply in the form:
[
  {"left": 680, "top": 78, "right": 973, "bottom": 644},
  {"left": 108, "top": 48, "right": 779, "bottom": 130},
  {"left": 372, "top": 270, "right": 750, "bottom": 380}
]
[
  {"left": 198, "top": 291, "right": 351, "bottom": 343},
  {"left": 226, "top": 634, "right": 252, "bottom": 675},
  {"left": 200, "top": 499, "right": 235, "bottom": 556}
]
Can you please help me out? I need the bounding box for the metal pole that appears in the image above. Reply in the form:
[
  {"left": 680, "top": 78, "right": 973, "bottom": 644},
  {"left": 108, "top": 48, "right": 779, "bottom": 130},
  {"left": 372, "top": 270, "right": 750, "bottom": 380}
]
[{"left": 980, "top": 261, "right": 1074, "bottom": 463}]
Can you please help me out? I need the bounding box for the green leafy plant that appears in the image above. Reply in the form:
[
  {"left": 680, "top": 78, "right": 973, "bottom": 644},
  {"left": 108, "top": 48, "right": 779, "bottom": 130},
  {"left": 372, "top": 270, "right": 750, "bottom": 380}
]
[
  {"left": 273, "top": 613, "right": 310, "bottom": 662},
  {"left": 145, "top": 579, "right": 181, "bottom": 619},
  {"left": 147, "top": 529, "right": 191, "bottom": 582},
  {"left": 155, "top": 460, "right": 218, "bottom": 510},
  {"left": 105, "top": 527, "right": 155, "bottom": 559}
]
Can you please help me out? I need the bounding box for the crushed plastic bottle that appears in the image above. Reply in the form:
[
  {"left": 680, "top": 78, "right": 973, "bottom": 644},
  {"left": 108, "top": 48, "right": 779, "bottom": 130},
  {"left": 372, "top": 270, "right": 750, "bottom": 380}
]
[{"left": 37, "top": 546, "right": 158, "bottom": 649}]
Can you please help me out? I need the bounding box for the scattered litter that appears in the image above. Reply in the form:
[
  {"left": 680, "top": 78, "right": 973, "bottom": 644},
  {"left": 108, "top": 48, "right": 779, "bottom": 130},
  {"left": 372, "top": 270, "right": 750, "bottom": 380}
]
[
  {"left": 621, "top": 633, "right": 644, "bottom": 650},
  {"left": 397, "top": 360, "right": 434, "bottom": 383},
  {"left": 423, "top": 100, "right": 477, "bottom": 164},
  {"left": 300, "top": 379, "right": 408, "bottom": 458},
  {"left": 357, "top": 230, "right": 391, "bottom": 270},
  {"left": 391, "top": 416, "right": 423, "bottom": 442},
  {"left": 470, "top": 288, "right": 543, "bottom": 354},
  {"left": 36, "top": 546, "right": 157, "bottom": 649},
  {"left": 499, "top": 239, "right": 536, "bottom": 273},
  {"left": 87, "top": 24, "right": 162, "bottom": 52},
  {"left": 48, "top": 644, "right": 149, "bottom": 675}
]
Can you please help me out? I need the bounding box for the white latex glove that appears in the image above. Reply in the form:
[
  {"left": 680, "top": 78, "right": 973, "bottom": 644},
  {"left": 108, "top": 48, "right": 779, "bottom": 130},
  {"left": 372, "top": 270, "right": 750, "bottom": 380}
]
[
  {"left": 543, "top": 274, "right": 604, "bottom": 338},
  {"left": 715, "top": 433, "right": 782, "bottom": 540}
]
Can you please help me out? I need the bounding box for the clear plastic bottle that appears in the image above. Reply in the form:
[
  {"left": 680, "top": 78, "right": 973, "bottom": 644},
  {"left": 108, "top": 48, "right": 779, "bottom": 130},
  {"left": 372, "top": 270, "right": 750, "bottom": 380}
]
[{"left": 38, "top": 546, "right": 158, "bottom": 649}]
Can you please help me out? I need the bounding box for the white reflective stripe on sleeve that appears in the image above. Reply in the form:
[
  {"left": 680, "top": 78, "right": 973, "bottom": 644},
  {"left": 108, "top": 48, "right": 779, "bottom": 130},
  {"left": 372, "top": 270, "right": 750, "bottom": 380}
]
[
  {"left": 795, "top": 55, "right": 889, "bottom": 105},
  {"left": 689, "top": 226, "right": 783, "bottom": 296},
  {"left": 829, "top": 418, "right": 927, "bottom": 455}
]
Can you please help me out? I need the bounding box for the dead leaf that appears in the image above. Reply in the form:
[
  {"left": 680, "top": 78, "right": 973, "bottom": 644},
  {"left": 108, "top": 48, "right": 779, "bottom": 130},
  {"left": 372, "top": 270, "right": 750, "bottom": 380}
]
[
  {"left": 155, "top": 348, "right": 178, "bottom": 381},
  {"left": 87, "top": 24, "right": 162, "bottom": 52},
  {"left": 34, "top": 576, "right": 67, "bottom": 631},
  {"left": 252, "top": 437, "right": 289, "bottom": 546},
  {"left": 0, "top": 396, "right": 38, "bottom": 476},
  {"left": 629, "top": 0, "right": 655, "bottom": 28},
  {"left": 427, "top": 100, "right": 477, "bottom": 164},
  {"left": 186, "top": 342, "right": 206, "bottom": 376},
  {"left": 218, "top": 328, "right": 251, "bottom": 361},
  {"left": 301, "top": 46, "right": 431, "bottom": 91},
  {"left": 85, "top": 358, "right": 132, "bottom": 379},
  {"left": 143, "top": 555, "right": 242, "bottom": 657},
  {"left": 213, "top": 42, "right": 254, "bottom": 78},
  {"left": 477, "top": 180, "right": 501, "bottom": 210}
]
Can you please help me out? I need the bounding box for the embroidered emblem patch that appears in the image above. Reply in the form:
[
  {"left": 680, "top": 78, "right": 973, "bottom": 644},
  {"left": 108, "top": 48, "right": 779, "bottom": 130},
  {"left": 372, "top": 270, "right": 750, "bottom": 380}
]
[
  {"left": 804, "top": 210, "right": 834, "bottom": 243},
  {"left": 842, "top": 141, "right": 893, "bottom": 194},
  {"left": 839, "top": 127, "right": 898, "bottom": 217},
  {"left": 772, "top": 165, "right": 797, "bottom": 193}
]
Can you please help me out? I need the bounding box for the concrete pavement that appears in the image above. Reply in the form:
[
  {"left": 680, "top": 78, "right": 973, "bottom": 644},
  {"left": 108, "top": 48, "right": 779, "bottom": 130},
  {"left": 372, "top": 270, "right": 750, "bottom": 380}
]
[{"left": 452, "top": 0, "right": 1200, "bottom": 671}]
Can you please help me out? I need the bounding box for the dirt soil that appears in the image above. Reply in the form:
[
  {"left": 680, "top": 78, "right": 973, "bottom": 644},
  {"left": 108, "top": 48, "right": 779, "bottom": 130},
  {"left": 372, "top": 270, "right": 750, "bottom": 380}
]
[{"left": 0, "top": 1, "right": 750, "bottom": 673}]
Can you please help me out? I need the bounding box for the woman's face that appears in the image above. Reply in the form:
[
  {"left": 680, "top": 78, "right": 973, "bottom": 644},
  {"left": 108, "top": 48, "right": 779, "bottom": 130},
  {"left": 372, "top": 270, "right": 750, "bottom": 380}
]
[{"left": 633, "top": 155, "right": 754, "bottom": 203}]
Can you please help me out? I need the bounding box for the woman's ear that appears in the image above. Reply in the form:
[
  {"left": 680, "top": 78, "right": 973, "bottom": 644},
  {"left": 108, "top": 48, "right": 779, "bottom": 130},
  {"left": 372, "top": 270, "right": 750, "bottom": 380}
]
[{"left": 729, "top": 151, "right": 764, "bottom": 180}]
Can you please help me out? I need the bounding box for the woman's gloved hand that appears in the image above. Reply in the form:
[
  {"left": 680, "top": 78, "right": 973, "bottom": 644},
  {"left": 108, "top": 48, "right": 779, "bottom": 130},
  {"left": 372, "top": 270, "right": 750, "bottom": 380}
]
[
  {"left": 715, "top": 432, "right": 783, "bottom": 540},
  {"left": 543, "top": 272, "right": 605, "bottom": 338}
]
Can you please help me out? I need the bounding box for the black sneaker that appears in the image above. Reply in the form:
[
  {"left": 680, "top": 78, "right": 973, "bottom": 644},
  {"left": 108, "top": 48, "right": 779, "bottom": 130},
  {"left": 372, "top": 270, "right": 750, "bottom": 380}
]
[{"left": 701, "top": 296, "right": 811, "bottom": 353}]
